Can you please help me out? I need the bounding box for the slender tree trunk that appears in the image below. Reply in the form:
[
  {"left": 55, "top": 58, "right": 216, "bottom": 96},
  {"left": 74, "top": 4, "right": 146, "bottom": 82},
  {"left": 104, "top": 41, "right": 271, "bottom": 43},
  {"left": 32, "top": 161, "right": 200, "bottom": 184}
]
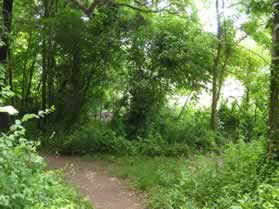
[
  {"left": 47, "top": 56, "right": 54, "bottom": 108},
  {"left": 216, "top": 53, "right": 229, "bottom": 103},
  {"left": 245, "top": 87, "right": 250, "bottom": 107},
  {"left": 268, "top": 0, "right": 279, "bottom": 161},
  {"left": 42, "top": 45, "right": 47, "bottom": 109},
  {"left": 254, "top": 103, "right": 257, "bottom": 123},
  {"left": 70, "top": 42, "right": 82, "bottom": 122},
  {"left": 0, "top": 0, "right": 13, "bottom": 62},
  {"left": 8, "top": 53, "right": 12, "bottom": 101},
  {"left": 25, "top": 59, "right": 36, "bottom": 105},
  {"left": 210, "top": 0, "right": 222, "bottom": 131},
  {"left": 47, "top": 0, "right": 57, "bottom": 109},
  {"left": 21, "top": 33, "right": 33, "bottom": 109},
  {"left": 177, "top": 92, "right": 193, "bottom": 121},
  {"left": 21, "top": 59, "right": 27, "bottom": 109},
  {"left": 40, "top": 0, "right": 49, "bottom": 130},
  {"left": 41, "top": 38, "right": 47, "bottom": 125},
  {"left": 0, "top": 0, "right": 14, "bottom": 90},
  {"left": 40, "top": 49, "right": 47, "bottom": 130}
]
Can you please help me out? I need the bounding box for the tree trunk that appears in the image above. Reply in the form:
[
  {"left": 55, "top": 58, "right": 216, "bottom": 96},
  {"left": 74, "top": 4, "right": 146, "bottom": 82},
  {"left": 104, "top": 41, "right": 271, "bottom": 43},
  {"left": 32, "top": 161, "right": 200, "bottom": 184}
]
[
  {"left": 0, "top": 0, "right": 14, "bottom": 90},
  {"left": 70, "top": 42, "right": 82, "bottom": 122},
  {"left": 25, "top": 59, "right": 36, "bottom": 107},
  {"left": 245, "top": 87, "right": 250, "bottom": 107},
  {"left": 0, "top": 0, "right": 13, "bottom": 62},
  {"left": 21, "top": 58, "right": 27, "bottom": 109},
  {"left": 47, "top": 1, "right": 57, "bottom": 109},
  {"left": 177, "top": 92, "right": 193, "bottom": 121},
  {"left": 216, "top": 52, "right": 229, "bottom": 103},
  {"left": 210, "top": 0, "right": 222, "bottom": 131},
  {"left": 268, "top": 0, "right": 279, "bottom": 161},
  {"left": 40, "top": 0, "right": 49, "bottom": 130},
  {"left": 42, "top": 40, "right": 47, "bottom": 110},
  {"left": 47, "top": 48, "right": 55, "bottom": 108}
]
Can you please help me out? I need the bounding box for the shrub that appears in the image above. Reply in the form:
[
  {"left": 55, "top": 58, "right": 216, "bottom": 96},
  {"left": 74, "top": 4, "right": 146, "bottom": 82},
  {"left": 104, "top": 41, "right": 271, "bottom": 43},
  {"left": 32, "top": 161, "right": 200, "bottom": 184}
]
[
  {"left": 62, "top": 121, "right": 117, "bottom": 154},
  {"left": 229, "top": 171, "right": 279, "bottom": 209},
  {"left": 61, "top": 121, "right": 137, "bottom": 155},
  {"left": 159, "top": 108, "right": 217, "bottom": 149},
  {"left": 218, "top": 103, "right": 267, "bottom": 142},
  {"left": 148, "top": 140, "right": 268, "bottom": 209},
  {"left": 0, "top": 118, "right": 92, "bottom": 209},
  {"left": 60, "top": 121, "right": 190, "bottom": 157}
]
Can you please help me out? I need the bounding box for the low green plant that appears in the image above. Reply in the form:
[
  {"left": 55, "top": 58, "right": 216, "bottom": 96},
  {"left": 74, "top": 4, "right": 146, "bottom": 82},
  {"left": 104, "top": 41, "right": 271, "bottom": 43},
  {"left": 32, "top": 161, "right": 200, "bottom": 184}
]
[
  {"left": 98, "top": 140, "right": 277, "bottom": 209},
  {"left": 148, "top": 140, "right": 270, "bottom": 209},
  {"left": 218, "top": 102, "right": 267, "bottom": 142},
  {"left": 0, "top": 113, "right": 93, "bottom": 209},
  {"left": 54, "top": 119, "right": 190, "bottom": 156},
  {"left": 95, "top": 155, "right": 183, "bottom": 191},
  {"left": 62, "top": 121, "right": 117, "bottom": 154},
  {"left": 159, "top": 108, "right": 217, "bottom": 149},
  {"left": 233, "top": 175, "right": 279, "bottom": 209}
]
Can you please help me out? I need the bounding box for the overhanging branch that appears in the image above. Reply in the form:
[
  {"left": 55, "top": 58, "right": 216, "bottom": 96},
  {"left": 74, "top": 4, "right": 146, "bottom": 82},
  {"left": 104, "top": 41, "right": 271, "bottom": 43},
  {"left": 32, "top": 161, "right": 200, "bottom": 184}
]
[
  {"left": 70, "top": 0, "right": 173, "bottom": 16},
  {"left": 112, "top": 2, "right": 172, "bottom": 13},
  {"left": 71, "top": 0, "right": 88, "bottom": 14},
  {"left": 70, "top": 0, "right": 99, "bottom": 16}
]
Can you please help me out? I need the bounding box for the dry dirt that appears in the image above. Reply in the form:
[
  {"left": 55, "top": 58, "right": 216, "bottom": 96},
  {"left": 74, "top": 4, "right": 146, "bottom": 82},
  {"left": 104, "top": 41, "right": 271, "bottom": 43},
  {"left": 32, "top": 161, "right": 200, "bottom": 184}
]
[{"left": 43, "top": 154, "right": 145, "bottom": 209}]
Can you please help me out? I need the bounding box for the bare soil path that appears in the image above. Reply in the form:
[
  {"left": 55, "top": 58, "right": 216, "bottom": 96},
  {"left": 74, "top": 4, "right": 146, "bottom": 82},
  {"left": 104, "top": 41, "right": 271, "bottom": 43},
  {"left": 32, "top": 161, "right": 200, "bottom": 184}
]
[{"left": 43, "top": 154, "right": 145, "bottom": 209}]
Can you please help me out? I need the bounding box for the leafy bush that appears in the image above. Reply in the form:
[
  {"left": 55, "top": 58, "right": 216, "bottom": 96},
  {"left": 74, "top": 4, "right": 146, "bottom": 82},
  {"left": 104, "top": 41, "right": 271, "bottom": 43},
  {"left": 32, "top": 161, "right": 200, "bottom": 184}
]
[
  {"left": 146, "top": 140, "right": 275, "bottom": 209},
  {"left": 48, "top": 106, "right": 221, "bottom": 157},
  {"left": 62, "top": 121, "right": 115, "bottom": 154},
  {"left": 233, "top": 179, "right": 279, "bottom": 209},
  {"left": 159, "top": 108, "right": 217, "bottom": 149},
  {"left": 0, "top": 118, "right": 92, "bottom": 209},
  {"left": 60, "top": 121, "right": 190, "bottom": 156},
  {"left": 218, "top": 103, "right": 267, "bottom": 142}
]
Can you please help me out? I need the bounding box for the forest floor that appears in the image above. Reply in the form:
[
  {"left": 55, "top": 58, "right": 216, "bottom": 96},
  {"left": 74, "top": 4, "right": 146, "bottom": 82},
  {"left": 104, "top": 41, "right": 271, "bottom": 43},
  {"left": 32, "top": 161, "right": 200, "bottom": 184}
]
[{"left": 43, "top": 154, "right": 145, "bottom": 209}]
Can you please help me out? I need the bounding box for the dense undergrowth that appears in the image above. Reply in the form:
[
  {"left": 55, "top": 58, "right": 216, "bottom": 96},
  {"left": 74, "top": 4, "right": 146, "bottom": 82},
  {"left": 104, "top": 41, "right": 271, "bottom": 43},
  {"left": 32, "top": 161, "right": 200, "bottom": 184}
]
[
  {"left": 42, "top": 109, "right": 221, "bottom": 156},
  {"left": 0, "top": 118, "right": 93, "bottom": 209},
  {"left": 39, "top": 106, "right": 277, "bottom": 209},
  {"left": 0, "top": 0, "right": 276, "bottom": 209},
  {"left": 94, "top": 140, "right": 279, "bottom": 209},
  {"left": 43, "top": 104, "right": 265, "bottom": 158}
]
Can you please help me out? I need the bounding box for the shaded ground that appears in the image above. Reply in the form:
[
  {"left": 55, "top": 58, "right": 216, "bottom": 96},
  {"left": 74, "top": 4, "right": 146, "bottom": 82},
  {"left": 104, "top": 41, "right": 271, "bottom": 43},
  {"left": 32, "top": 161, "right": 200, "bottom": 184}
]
[{"left": 43, "top": 154, "right": 145, "bottom": 209}]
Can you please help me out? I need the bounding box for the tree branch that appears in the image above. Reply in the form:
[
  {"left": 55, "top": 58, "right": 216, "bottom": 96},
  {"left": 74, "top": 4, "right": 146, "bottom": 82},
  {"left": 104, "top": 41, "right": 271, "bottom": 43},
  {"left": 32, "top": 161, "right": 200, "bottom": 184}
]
[
  {"left": 112, "top": 2, "right": 172, "bottom": 13},
  {"left": 238, "top": 45, "right": 270, "bottom": 65},
  {"left": 86, "top": 0, "right": 100, "bottom": 15},
  {"left": 70, "top": 0, "right": 173, "bottom": 16},
  {"left": 71, "top": 0, "right": 88, "bottom": 14}
]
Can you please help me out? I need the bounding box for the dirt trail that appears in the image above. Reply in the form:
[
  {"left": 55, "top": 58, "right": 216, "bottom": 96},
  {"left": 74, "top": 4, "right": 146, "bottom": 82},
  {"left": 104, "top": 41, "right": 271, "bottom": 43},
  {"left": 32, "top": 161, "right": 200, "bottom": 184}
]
[{"left": 43, "top": 154, "right": 145, "bottom": 209}]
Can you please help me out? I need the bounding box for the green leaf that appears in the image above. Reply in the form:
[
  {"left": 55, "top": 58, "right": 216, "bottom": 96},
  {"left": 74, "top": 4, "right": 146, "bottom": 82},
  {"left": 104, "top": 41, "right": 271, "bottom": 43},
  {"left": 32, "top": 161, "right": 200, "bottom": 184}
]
[
  {"left": 0, "top": 106, "right": 18, "bottom": 115},
  {"left": 22, "top": 114, "right": 39, "bottom": 122}
]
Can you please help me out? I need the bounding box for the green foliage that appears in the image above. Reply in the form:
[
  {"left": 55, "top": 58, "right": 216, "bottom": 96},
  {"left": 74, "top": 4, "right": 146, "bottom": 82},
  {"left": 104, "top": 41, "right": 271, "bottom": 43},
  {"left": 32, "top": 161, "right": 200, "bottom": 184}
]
[
  {"left": 94, "top": 155, "right": 183, "bottom": 192},
  {"left": 218, "top": 103, "right": 241, "bottom": 139},
  {"left": 54, "top": 119, "right": 190, "bottom": 157},
  {"left": 0, "top": 86, "right": 15, "bottom": 105},
  {"left": 62, "top": 121, "right": 134, "bottom": 155},
  {"left": 56, "top": 103, "right": 267, "bottom": 158},
  {"left": 148, "top": 140, "right": 268, "bottom": 209},
  {"left": 21, "top": 113, "right": 39, "bottom": 122},
  {"left": 122, "top": 14, "right": 212, "bottom": 138},
  {"left": 2, "top": 1, "right": 277, "bottom": 209},
  {"left": 159, "top": 108, "right": 217, "bottom": 149},
  {"left": 0, "top": 115, "right": 92, "bottom": 209},
  {"left": 100, "top": 140, "right": 278, "bottom": 209},
  {"left": 233, "top": 176, "right": 279, "bottom": 209},
  {"left": 218, "top": 101, "right": 267, "bottom": 142}
]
